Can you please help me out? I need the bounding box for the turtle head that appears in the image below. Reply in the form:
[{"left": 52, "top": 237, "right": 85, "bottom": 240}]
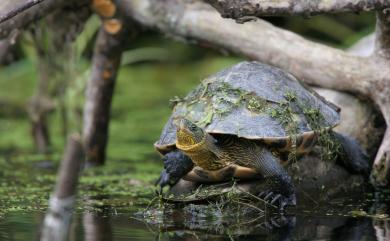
[{"left": 175, "top": 118, "right": 205, "bottom": 148}]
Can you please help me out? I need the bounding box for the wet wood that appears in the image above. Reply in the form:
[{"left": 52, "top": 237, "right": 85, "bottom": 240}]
[
  {"left": 53, "top": 134, "right": 84, "bottom": 198},
  {"left": 40, "top": 133, "right": 84, "bottom": 241}
]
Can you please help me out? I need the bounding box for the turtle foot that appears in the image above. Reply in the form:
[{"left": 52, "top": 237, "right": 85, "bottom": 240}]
[
  {"left": 155, "top": 169, "right": 171, "bottom": 190},
  {"left": 258, "top": 190, "right": 296, "bottom": 210}
]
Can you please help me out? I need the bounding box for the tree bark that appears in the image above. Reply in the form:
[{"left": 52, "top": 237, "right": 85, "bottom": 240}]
[
  {"left": 370, "top": 10, "right": 390, "bottom": 186},
  {"left": 53, "top": 134, "right": 84, "bottom": 198},
  {"left": 205, "top": 0, "right": 390, "bottom": 19},
  {"left": 83, "top": 0, "right": 135, "bottom": 166},
  {"left": 40, "top": 133, "right": 84, "bottom": 241},
  {"left": 0, "top": 0, "right": 88, "bottom": 39},
  {"left": 0, "top": 0, "right": 45, "bottom": 24}
]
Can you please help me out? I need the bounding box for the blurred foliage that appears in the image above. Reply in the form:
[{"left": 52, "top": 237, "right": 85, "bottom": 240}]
[{"left": 266, "top": 12, "right": 375, "bottom": 48}]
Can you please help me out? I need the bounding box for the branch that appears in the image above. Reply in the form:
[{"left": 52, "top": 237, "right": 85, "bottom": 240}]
[
  {"left": 370, "top": 10, "right": 390, "bottom": 187},
  {"left": 83, "top": 0, "right": 135, "bottom": 166},
  {"left": 375, "top": 9, "right": 390, "bottom": 58},
  {"left": 121, "top": 0, "right": 380, "bottom": 96},
  {"left": 0, "top": 30, "right": 20, "bottom": 64},
  {"left": 40, "top": 133, "right": 84, "bottom": 241},
  {"left": 0, "top": 0, "right": 88, "bottom": 39},
  {"left": 348, "top": 33, "right": 375, "bottom": 57},
  {"left": 206, "top": 0, "right": 390, "bottom": 19},
  {"left": 0, "top": 0, "right": 45, "bottom": 24}
]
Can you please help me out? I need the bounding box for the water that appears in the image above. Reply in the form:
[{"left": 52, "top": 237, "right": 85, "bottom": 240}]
[
  {"left": 1, "top": 59, "right": 390, "bottom": 241},
  {"left": 0, "top": 208, "right": 386, "bottom": 240}
]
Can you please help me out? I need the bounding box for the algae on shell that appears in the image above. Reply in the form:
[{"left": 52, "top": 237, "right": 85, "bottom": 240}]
[{"left": 171, "top": 81, "right": 340, "bottom": 162}]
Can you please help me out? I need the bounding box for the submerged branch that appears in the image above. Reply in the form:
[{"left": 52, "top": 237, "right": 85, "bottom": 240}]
[{"left": 40, "top": 134, "right": 84, "bottom": 241}]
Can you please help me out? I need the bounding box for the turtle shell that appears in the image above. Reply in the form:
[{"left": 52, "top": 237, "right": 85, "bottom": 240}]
[{"left": 155, "top": 61, "right": 340, "bottom": 154}]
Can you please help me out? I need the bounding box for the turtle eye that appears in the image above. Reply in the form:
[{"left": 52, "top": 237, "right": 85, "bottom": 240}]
[{"left": 190, "top": 124, "right": 197, "bottom": 131}]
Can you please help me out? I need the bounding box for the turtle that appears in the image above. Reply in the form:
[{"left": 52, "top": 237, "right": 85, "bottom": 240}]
[{"left": 155, "top": 61, "right": 369, "bottom": 208}]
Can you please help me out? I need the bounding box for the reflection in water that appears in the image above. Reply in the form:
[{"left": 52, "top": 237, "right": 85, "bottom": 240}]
[
  {"left": 83, "top": 212, "right": 112, "bottom": 241},
  {"left": 138, "top": 201, "right": 384, "bottom": 241},
  {"left": 152, "top": 216, "right": 376, "bottom": 241},
  {"left": 0, "top": 207, "right": 387, "bottom": 241},
  {"left": 40, "top": 196, "right": 75, "bottom": 241},
  {"left": 372, "top": 203, "right": 390, "bottom": 241}
]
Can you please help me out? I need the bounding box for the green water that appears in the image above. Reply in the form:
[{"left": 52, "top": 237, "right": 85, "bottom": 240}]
[{"left": 0, "top": 57, "right": 389, "bottom": 241}]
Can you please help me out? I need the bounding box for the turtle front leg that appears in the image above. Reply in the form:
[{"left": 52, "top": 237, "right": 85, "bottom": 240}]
[
  {"left": 253, "top": 147, "right": 296, "bottom": 209},
  {"left": 156, "top": 150, "right": 194, "bottom": 189}
]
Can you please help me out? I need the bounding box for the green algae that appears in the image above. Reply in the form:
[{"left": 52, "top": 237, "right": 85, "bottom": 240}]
[
  {"left": 176, "top": 81, "right": 274, "bottom": 126},
  {"left": 245, "top": 94, "right": 269, "bottom": 113},
  {"left": 302, "top": 107, "right": 342, "bottom": 161}
]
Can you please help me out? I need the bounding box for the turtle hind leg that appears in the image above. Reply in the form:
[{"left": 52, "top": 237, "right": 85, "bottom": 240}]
[
  {"left": 332, "top": 132, "right": 370, "bottom": 175},
  {"left": 156, "top": 150, "right": 194, "bottom": 188},
  {"left": 253, "top": 147, "right": 296, "bottom": 209},
  {"left": 259, "top": 175, "right": 296, "bottom": 209}
]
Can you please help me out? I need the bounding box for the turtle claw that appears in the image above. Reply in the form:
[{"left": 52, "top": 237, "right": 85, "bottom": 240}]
[
  {"left": 155, "top": 170, "right": 171, "bottom": 190},
  {"left": 270, "top": 194, "right": 282, "bottom": 204},
  {"left": 264, "top": 192, "right": 275, "bottom": 201},
  {"left": 258, "top": 190, "right": 296, "bottom": 210}
]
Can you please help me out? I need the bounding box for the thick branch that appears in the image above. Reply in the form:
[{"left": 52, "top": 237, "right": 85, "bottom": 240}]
[
  {"left": 371, "top": 9, "right": 390, "bottom": 186},
  {"left": 0, "top": 0, "right": 88, "bottom": 39},
  {"left": 348, "top": 33, "right": 375, "bottom": 57},
  {"left": 83, "top": 28, "right": 122, "bottom": 166},
  {"left": 205, "top": 0, "right": 390, "bottom": 19},
  {"left": 375, "top": 9, "right": 390, "bottom": 58},
  {"left": 83, "top": 3, "right": 134, "bottom": 166},
  {"left": 0, "top": 0, "right": 45, "bottom": 24},
  {"left": 121, "top": 0, "right": 381, "bottom": 96}
]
